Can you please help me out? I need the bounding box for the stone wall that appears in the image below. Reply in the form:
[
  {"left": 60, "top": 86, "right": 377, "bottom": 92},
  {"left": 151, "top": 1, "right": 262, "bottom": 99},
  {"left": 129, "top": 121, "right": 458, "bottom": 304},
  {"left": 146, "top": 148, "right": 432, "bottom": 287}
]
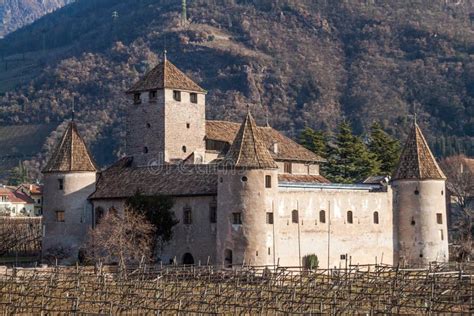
[{"left": 42, "top": 172, "right": 96, "bottom": 263}]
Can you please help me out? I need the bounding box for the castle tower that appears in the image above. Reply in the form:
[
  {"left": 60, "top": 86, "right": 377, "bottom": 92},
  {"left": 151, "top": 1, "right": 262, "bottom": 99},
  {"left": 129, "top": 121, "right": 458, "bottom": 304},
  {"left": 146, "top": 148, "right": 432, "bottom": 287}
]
[
  {"left": 42, "top": 121, "right": 97, "bottom": 263},
  {"left": 125, "top": 57, "right": 207, "bottom": 166},
  {"left": 216, "top": 111, "right": 279, "bottom": 267},
  {"left": 392, "top": 122, "right": 448, "bottom": 266}
]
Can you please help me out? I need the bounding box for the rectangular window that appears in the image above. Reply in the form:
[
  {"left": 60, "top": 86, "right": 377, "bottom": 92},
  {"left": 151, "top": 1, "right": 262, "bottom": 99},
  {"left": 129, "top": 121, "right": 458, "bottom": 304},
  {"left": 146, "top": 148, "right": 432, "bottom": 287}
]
[
  {"left": 133, "top": 93, "right": 141, "bottom": 104},
  {"left": 173, "top": 90, "right": 181, "bottom": 101},
  {"left": 284, "top": 162, "right": 292, "bottom": 174},
  {"left": 190, "top": 92, "right": 198, "bottom": 104},
  {"left": 183, "top": 207, "right": 192, "bottom": 225},
  {"left": 149, "top": 90, "right": 157, "bottom": 102},
  {"left": 58, "top": 179, "right": 64, "bottom": 191},
  {"left": 266, "top": 212, "right": 274, "bottom": 224},
  {"left": 436, "top": 213, "right": 443, "bottom": 224},
  {"left": 440, "top": 229, "right": 444, "bottom": 241},
  {"left": 319, "top": 210, "right": 326, "bottom": 223},
  {"left": 265, "top": 175, "right": 272, "bottom": 188},
  {"left": 232, "top": 212, "right": 242, "bottom": 225},
  {"left": 292, "top": 210, "right": 299, "bottom": 223},
  {"left": 209, "top": 206, "right": 217, "bottom": 223},
  {"left": 55, "top": 210, "right": 65, "bottom": 222}
]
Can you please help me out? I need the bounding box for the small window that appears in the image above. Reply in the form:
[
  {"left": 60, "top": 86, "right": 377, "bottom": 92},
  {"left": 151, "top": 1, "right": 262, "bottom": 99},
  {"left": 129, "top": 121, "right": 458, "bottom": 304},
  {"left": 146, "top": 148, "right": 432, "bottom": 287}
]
[
  {"left": 146, "top": 123, "right": 151, "bottom": 128},
  {"left": 265, "top": 175, "right": 272, "bottom": 188},
  {"left": 190, "top": 92, "right": 198, "bottom": 103},
  {"left": 268, "top": 247, "right": 271, "bottom": 255},
  {"left": 284, "top": 162, "right": 292, "bottom": 174},
  {"left": 411, "top": 217, "right": 416, "bottom": 226},
  {"left": 182, "top": 146, "right": 187, "bottom": 153},
  {"left": 347, "top": 211, "right": 353, "bottom": 224},
  {"left": 183, "top": 207, "right": 192, "bottom": 225},
  {"left": 436, "top": 213, "right": 443, "bottom": 224},
  {"left": 291, "top": 210, "right": 299, "bottom": 223},
  {"left": 414, "top": 189, "right": 419, "bottom": 195},
  {"left": 55, "top": 210, "right": 65, "bottom": 222},
  {"left": 241, "top": 176, "right": 248, "bottom": 182},
  {"left": 373, "top": 211, "right": 379, "bottom": 224},
  {"left": 209, "top": 205, "right": 217, "bottom": 223},
  {"left": 95, "top": 207, "right": 104, "bottom": 225},
  {"left": 440, "top": 229, "right": 444, "bottom": 241},
  {"left": 266, "top": 212, "right": 274, "bottom": 224},
  {"left": 186, "top": 123, "right": 190, "bottom": 129},
  {"left": 340, "top": 254, "right": 346, "bottom": 260},
  {"left": 58, "top": 179, "right": 64, "bottom": 191},
  {"left": 319, "top": 210, "right": 326, "bottom": 223},
  {"left": 173, "top": 90, "right": 181, "bottom": 101},
  {"left": 133, "top": 93, "right": 141, "bottom": 104},
  {"left": 149, "top": 90, "right": 157, "bottom": 101},
  {"left": 143, "top": 147, "right": 149, "bottom": 153},
  {"left": 232, "top": 212, "right": 242, "bottom": 225}
]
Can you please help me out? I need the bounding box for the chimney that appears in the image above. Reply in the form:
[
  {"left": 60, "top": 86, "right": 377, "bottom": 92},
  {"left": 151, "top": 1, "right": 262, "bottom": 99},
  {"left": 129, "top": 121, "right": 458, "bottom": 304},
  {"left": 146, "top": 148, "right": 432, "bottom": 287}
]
[{"left": 272, "top": 142, "right": 279, "bottom": 154}]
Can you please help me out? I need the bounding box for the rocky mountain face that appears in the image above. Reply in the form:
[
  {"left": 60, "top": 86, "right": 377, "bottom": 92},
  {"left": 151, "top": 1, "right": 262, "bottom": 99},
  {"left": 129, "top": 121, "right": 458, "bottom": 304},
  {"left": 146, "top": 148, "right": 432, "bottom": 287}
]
[
  {"left": 0, "top": 0, "right": 71, "bottom": 38},
  {"left": 0, "top": 0, "right": 472, "bottom": 180}
]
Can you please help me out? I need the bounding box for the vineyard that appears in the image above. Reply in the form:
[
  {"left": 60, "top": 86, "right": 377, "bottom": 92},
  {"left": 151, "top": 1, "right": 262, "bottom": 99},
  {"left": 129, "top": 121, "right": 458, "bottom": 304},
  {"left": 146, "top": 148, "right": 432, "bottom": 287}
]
[
  {"left": 0, "top": 217, "right": 42, "bottom": 265},
  {"left": 0, "top": 263, "right": 473, "bottom": 314}
]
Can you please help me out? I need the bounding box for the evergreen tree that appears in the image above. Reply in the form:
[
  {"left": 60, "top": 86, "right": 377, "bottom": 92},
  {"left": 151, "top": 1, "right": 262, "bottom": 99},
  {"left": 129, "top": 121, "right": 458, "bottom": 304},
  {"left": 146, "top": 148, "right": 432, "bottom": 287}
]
[
  {"left": 299, "top": 127, "right": 327, "bottom": 158},
  {"left": 8, "top": 161, "right": 29, "bottom": 186},
  {"left": 367, "top": 122, "right": 401, "bottom": 175},
  {"left": 324, "top": 122, "right": 380, "bottom": 183}
]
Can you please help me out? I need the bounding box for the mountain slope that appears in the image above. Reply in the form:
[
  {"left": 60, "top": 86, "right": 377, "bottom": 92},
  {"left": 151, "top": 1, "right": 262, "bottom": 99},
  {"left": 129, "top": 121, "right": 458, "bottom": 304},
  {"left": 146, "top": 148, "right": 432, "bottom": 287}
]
[
  {"left": 0, "top": 0, "right": 72, "bottom": 38},
  {"left": 0, "top": 0, "right": 473, "bottom": 180}
]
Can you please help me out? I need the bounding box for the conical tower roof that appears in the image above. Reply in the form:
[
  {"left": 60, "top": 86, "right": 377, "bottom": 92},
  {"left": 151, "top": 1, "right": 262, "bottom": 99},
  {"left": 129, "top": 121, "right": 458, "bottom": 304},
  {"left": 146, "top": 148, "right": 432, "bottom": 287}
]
[
  {"left": 126, "top": 59, "right": 206, "bottom": 93},
  {"left": 222, "top": 111, "right": 278, "bottom": 169},
  {"left": 392, "top": 122, "right": 445, "bottom": 180},
  {"left": 43, "top": 122, "right": 97, "bottom": 173}
]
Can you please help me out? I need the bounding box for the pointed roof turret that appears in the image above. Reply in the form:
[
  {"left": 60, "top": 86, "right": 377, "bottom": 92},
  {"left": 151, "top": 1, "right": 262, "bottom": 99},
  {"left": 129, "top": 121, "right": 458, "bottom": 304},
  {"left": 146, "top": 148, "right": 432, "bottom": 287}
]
[
  {"left": 392, "top": 122, "right": 445, "bottom": 180},
  {"left": 126, "top": 58, "right": 206, "bottom": 93},
  {"left": 222, "top": 111, "right": 278, "bottom": 169},
  {"left": 43, "top": 122, "right": 97, "bottom": 173}
]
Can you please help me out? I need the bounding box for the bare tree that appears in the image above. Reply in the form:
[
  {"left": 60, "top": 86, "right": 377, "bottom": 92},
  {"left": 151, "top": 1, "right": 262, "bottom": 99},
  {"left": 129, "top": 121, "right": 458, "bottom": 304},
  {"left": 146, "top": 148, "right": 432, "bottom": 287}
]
[
  {"left": 440, "top": 155, "right": 474, "bottom": 261},
  {"left": 84, "top": 208, "right": 155, "bottom": 267}
]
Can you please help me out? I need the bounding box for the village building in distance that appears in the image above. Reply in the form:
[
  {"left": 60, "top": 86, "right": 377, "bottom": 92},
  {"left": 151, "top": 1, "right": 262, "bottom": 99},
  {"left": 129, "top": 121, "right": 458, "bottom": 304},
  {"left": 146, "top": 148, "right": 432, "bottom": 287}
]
[
  {"left": 0, "top": 184, "right": 42, "bottom": 217},
  {"left": 41, "top": 57, "right": 449, "bottom": 268}
]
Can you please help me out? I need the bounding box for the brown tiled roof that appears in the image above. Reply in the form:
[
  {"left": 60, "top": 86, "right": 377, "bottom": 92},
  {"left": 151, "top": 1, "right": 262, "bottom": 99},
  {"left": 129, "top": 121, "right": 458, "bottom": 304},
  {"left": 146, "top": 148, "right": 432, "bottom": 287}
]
[
  {"left": 42, "top": 122, "right": 97, "bottom": 173},
  {"left": 0, "top": 187, "right": 35, "bottom": 204},
  {"left": 127, "top": 59, "right": 206, "bottom": 93},
  {"left": 221, "top": 112, "right": 278, "bottom": 169},
  {"left": 392, "top": 123, "right": 446, "bottom": 180},
  {"left": 89, "top": 158, "right": 217, "bottom": 199},
  {"left": 278, "top": 174, "right": 330, "bottom": 184},
  {"left": 206, "top": 120, "right": 324, "bottom": 163}
]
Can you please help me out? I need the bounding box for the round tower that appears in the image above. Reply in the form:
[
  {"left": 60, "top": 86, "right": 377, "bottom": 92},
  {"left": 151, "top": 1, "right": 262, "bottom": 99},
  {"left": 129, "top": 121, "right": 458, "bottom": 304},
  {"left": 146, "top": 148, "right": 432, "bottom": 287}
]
[
  {"left": 42, "top": 121, "right": 97, "bottom": 263},
  {"left": 392, "top": 122, "right": 448, "bottom": 266},
  {"left": 216, "top": 111, "right": 278, "bottom": 267}
]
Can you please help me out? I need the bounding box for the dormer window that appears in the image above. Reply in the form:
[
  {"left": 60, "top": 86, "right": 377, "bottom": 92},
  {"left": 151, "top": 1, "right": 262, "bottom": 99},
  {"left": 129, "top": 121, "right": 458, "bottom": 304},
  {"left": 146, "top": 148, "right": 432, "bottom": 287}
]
[
  {"left": 133, "top": 93, "right": 141, "bottom": 105},
  {"left": 173, "top": 90, "right": 181, "bottom": 101},
  {"left": 190, "top": 93, "right": 198, "bottom": 104},
  {"left": 149, "top": 90, "right": 157, "bottom": 102}
]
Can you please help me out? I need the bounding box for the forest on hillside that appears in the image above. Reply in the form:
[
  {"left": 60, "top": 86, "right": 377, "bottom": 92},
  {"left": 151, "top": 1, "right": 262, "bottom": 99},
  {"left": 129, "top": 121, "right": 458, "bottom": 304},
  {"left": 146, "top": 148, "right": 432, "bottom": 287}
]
[{"left": 0, "top": 0, "right": 473, "bottom": 179}]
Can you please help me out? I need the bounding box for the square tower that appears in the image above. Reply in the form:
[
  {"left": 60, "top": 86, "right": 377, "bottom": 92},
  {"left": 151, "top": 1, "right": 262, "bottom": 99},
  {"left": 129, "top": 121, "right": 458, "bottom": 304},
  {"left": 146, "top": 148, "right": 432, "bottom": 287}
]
[{"left": 126, "top": 58, "right": 207, "bottom": 166}]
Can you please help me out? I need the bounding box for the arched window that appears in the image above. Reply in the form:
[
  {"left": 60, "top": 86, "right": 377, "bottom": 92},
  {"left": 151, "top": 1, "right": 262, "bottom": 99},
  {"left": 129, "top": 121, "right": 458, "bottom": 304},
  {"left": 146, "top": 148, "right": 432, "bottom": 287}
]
[
  {"left": 319, "top": 210, "right": 326, "bottom": 223},
  {"left": 143, "top": 146, "right": 149, "bottom": 153},
  {"left": 291, "top": 210, "right": 299, "bottom": 223},
  {"left": 183, "top": 206, "right": 192, "bottom": 225},
  {"left": 182, "top": 253, "right": 194, "bottom": 265},
  {"left": 95, "top": 206, "right": 104, "bottom": 225},
  {"left": 347, "top": 211, "right": 353, "bottom": 224},
  {"left": 224, "top": 249, "right": 233, "bottom": 268},
  {"left": 182, "top": 145, "right": 187, "bottom": 153},
  {"left": 373, "top": 211, "right": 379, "bottom": 224}
]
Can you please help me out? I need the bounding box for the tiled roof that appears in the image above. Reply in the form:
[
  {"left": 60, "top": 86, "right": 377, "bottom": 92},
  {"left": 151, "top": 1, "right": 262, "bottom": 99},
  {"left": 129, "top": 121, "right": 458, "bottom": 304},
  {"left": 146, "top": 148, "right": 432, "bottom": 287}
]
[
  {"left": 89, "top": 158, "right": 217, "bottom": 200},
  {"left": 392, "top": 123, "right": 446, "bottom": 180},
  {"left": 221, "top": 112, "right": 278, "bottom": 169},
  {"left": 42, "top": 122, "right": 97, "bottom": 173},
  {"left": 127, "top": 59, "right": 206, "bottom": 93},
  {"left": 0, "top": 187, "right": 35, "bottom": 204},
  {"left": 206, "top": 121, "right": 324, "bottom": 163},
  {"left": 278, "top": 174, "right": 330, "bottom": 184}
]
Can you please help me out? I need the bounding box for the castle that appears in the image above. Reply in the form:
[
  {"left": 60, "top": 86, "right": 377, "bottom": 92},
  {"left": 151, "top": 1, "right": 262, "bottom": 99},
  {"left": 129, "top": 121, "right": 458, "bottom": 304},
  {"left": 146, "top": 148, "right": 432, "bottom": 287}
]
[{"left": 41, "top": 57, "right": 449, "bottom": 268}]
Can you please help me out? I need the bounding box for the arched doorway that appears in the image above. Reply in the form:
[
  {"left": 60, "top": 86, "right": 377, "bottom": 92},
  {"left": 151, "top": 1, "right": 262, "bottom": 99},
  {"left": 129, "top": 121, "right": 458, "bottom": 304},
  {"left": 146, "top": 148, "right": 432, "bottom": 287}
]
[
  {"left": 182, "top": 253, "right": 195, "bottom": 265},
  {"left": 224, "top": 249, "right": 233, "bottom": 268}
]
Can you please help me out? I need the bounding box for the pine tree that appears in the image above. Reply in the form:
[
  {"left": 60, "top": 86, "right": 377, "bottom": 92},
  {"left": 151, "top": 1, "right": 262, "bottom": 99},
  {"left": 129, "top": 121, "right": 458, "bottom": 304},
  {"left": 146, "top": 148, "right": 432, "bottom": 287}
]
[
  {"left": 299, "top": 127, "right": 327, "bottom": 158},
  {"left": 368, "top": 122, "right": 401, "bottom": 176},
  {"left": 8, "top": 161, "right": 29, "bottom": 186},
  {"left": 324, "top": 122, "right": 380, "bottom": 183}
]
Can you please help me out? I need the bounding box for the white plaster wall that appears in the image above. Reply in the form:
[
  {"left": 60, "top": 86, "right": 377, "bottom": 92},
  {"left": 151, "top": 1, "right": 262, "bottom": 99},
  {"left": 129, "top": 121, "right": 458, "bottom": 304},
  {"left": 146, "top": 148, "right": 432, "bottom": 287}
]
[
  {"left": 392, "top": 180, "right": 449, "bottom": 266},
  {"left": 42, "top": 172, "right": 96, "bottom": 262},
  {"left": 273, "top": 187, "right": 394, "bottom": 269}
]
